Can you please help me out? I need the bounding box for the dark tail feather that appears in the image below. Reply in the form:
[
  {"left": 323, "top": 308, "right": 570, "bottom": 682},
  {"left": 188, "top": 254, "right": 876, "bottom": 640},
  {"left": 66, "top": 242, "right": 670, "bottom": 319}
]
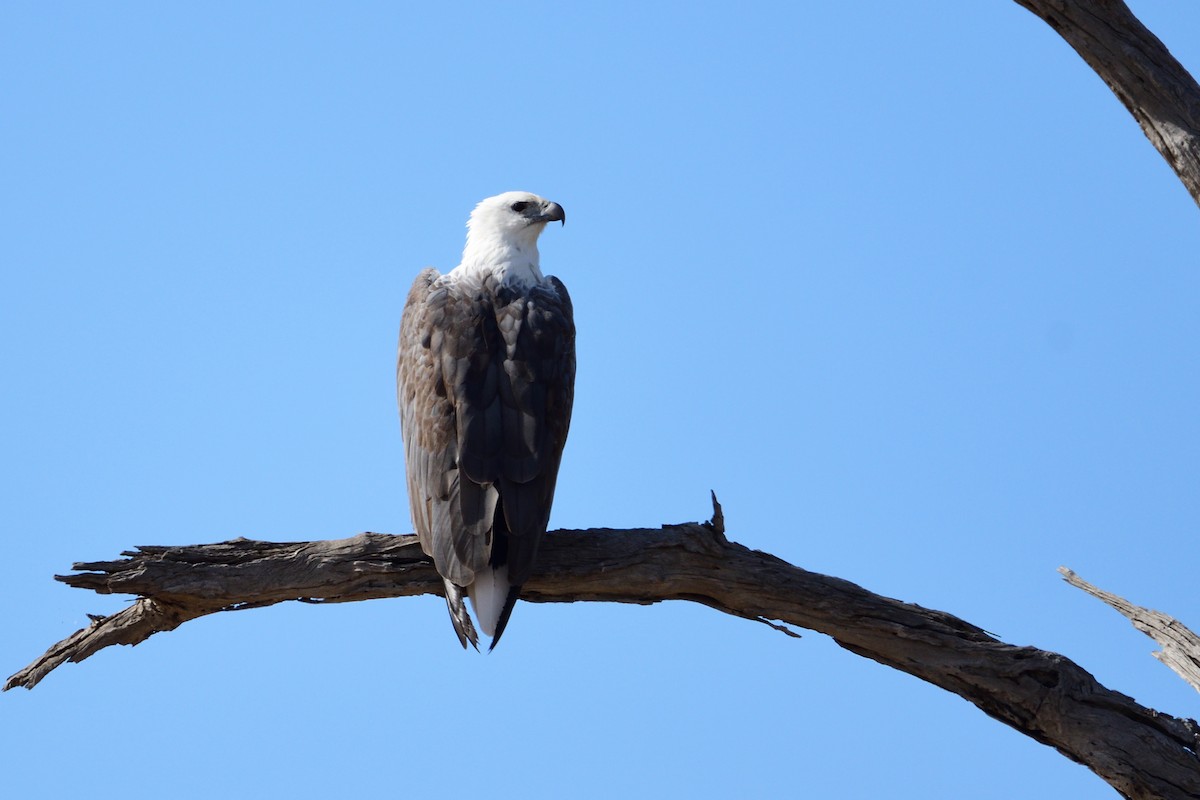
[
  {"left": 443, "top": 579, "right": 479, "bottom": 651},
  {"left": 487, "top": 585, "right": 523, "bottom": 652}
]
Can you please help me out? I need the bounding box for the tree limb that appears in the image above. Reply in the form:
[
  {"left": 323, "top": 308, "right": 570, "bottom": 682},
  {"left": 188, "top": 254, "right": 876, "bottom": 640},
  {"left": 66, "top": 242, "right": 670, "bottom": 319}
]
[
  {"left": 8, "top": 518, "right": 1200, "bottom": 799},
  {"left": 1061, "top": 567, "right": 1200, "bottom": 694},
  {"left": 1012, "top": 0, "right": 1200, "bottom": 208}
]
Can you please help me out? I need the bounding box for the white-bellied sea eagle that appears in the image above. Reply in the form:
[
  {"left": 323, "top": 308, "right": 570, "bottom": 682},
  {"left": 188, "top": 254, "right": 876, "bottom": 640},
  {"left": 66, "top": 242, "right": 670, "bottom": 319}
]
[{"left": 397, "top": 192, "right": 574, "bottom": 650}]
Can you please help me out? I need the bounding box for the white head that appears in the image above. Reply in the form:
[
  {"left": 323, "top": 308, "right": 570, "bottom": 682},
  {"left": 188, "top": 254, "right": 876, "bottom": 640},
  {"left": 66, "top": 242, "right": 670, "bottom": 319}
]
[{"left": 457, "top": 191, "right": 566, "bottom": 281}]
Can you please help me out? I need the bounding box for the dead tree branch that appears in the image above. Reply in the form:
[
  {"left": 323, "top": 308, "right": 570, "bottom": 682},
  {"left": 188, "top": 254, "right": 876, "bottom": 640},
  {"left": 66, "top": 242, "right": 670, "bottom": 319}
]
[
  {"left": 8, "top": 520, "right": 1200, "bottom": 799},
  {"left": 1061, "top": 567, "right": 1200, "bottom": 694},
  {"left": 1013, "top": 0, "right": 1200, "bottom": 208}
]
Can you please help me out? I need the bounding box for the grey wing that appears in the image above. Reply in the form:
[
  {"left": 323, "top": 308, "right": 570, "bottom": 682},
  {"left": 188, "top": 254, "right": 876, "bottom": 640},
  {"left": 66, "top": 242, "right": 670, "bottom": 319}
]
[
  {"left": 397, "top": 270, "right": 498, "bottom": 587},
  {"left": 488, "top": 276, "right": 576, "bottom": 586},
  {"left": 398, "top": 269, "right": 489, "bottom": 649}
]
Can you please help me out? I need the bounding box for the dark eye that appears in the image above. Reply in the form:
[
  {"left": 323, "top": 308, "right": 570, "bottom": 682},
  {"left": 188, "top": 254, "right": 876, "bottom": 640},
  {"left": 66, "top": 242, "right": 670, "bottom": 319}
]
[{"left": 510, "top": 200, "right": 531, "bottom": 212}]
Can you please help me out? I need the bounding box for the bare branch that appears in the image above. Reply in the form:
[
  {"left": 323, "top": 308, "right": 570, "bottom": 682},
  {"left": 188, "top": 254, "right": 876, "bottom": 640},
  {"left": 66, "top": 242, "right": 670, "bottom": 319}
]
[
  {"left": 1013, "top": 0, "right": 1200, "bottom": 208},
  {"left": 8, "top": 524, "right": 1200, "bottom": 799},
  {"left": 5, "top": 598, "right": 205, "bottom": 691},
  {"left": 1061, "top": 567, "right": 1200, "bottom": 694}
]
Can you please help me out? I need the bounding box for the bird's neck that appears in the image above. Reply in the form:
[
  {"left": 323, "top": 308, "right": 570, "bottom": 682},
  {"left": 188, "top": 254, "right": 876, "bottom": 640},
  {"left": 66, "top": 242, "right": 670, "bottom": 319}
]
[{"left": 454, "top": 230, "right": 544, "bottom": 285}]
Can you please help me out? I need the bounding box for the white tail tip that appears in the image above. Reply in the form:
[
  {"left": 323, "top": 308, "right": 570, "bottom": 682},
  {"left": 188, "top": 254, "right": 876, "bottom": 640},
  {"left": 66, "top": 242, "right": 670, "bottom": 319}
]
[{"left": 467, "top": 565, "right": 510, "bottom": 638}]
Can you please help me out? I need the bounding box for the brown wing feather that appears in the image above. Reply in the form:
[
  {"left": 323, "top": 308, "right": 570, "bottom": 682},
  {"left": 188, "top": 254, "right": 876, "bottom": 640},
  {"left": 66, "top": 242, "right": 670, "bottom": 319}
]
[
  {"left": 400, "top": 269, "right": 496, "bottom": 576},
  {"left": 398, "top": 269, "right": 485, "bottom": 648}
]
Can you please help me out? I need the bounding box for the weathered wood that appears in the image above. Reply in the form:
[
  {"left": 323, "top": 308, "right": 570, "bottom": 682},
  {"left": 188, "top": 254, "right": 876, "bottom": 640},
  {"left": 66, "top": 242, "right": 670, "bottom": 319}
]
[
  {"left": 8, "top": 598, "right": 203, "bottom": 692},
  {"left": 1061, "top": 567, "right": 1200, "bottom": 694},
  {"left": 1012, "top": 0, "right": 1200, "bottom": 208},
  {"left": 8, "top": 521, "right": 1200, "bottom": 799}
]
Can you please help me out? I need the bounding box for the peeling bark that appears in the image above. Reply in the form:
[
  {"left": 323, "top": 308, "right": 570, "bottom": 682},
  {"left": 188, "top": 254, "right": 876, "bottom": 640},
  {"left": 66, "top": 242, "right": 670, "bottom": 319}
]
[{"left": 8, "top": 520, "right": 1200, "bottom": 799}]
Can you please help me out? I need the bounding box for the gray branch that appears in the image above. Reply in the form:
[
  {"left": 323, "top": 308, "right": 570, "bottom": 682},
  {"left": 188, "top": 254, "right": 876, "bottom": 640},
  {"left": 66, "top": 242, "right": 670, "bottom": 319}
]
[
  {"left": 1013, "top": 0, "right": 1200, "bottom": 208},
  {"left": 7, "top": 513, "right": 1200, "bottom": 800},
  {"left": 1061, "top": 567, "right": 1200, "bottom": 694}
]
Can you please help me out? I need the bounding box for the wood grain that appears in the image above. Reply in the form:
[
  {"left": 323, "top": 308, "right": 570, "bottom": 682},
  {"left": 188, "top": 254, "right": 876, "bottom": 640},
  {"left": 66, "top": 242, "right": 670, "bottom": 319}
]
[
  {"left": 8, "top": 513, "right": 1200, "bottom": 799},
  {"left": 1013, "top": 0, "right": 1200, "bottom": 207},
  {"left": 1061, "top": 567, "right": 1200, "bottom": 694}
]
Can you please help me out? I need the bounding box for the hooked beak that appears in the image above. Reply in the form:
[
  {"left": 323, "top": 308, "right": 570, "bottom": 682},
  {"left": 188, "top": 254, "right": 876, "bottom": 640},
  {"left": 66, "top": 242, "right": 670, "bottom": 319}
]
[{"left": 540, "top": 201, "right": 566, "bottom": 226}]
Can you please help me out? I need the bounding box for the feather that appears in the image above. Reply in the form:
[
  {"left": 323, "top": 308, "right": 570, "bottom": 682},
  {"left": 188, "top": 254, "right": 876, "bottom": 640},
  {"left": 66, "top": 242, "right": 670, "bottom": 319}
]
[
  {"left": 466, "top": 564, "right": 509, "bottom": 638},
  {"left": 442, "top": 579, "right": 479, "bottom": 650}
]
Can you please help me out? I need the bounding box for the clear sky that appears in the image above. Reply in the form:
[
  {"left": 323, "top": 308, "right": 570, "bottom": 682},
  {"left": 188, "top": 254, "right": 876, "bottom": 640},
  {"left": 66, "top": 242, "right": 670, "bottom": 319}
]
[{"left": 3, "top": 2, "right": 1199, "bottom": 798}]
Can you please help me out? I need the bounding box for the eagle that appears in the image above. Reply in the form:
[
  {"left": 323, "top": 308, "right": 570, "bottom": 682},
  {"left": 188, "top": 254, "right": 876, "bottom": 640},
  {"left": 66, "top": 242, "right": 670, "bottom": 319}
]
[{"left": 397, "top": 191, "right": 575, "bottom": 650}]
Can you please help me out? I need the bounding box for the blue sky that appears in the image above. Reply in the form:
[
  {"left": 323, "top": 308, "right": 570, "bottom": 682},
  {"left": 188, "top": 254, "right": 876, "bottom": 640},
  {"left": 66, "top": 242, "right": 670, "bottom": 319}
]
[{"left": 3, "top": 2, "right": 1199, "bottom": 797}]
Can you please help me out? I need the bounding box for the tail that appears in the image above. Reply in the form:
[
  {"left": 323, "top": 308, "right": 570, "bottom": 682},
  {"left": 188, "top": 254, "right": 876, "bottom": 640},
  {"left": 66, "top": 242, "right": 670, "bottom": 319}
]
[
  {"left": 488, "top": 585, "right": 522, "bottom": 652},
  {"left": 467, "top": 565, "right": 522, "bottom": 651},
  {"left": 442, "top": 579, "right": 479, "bottom": 651}
]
